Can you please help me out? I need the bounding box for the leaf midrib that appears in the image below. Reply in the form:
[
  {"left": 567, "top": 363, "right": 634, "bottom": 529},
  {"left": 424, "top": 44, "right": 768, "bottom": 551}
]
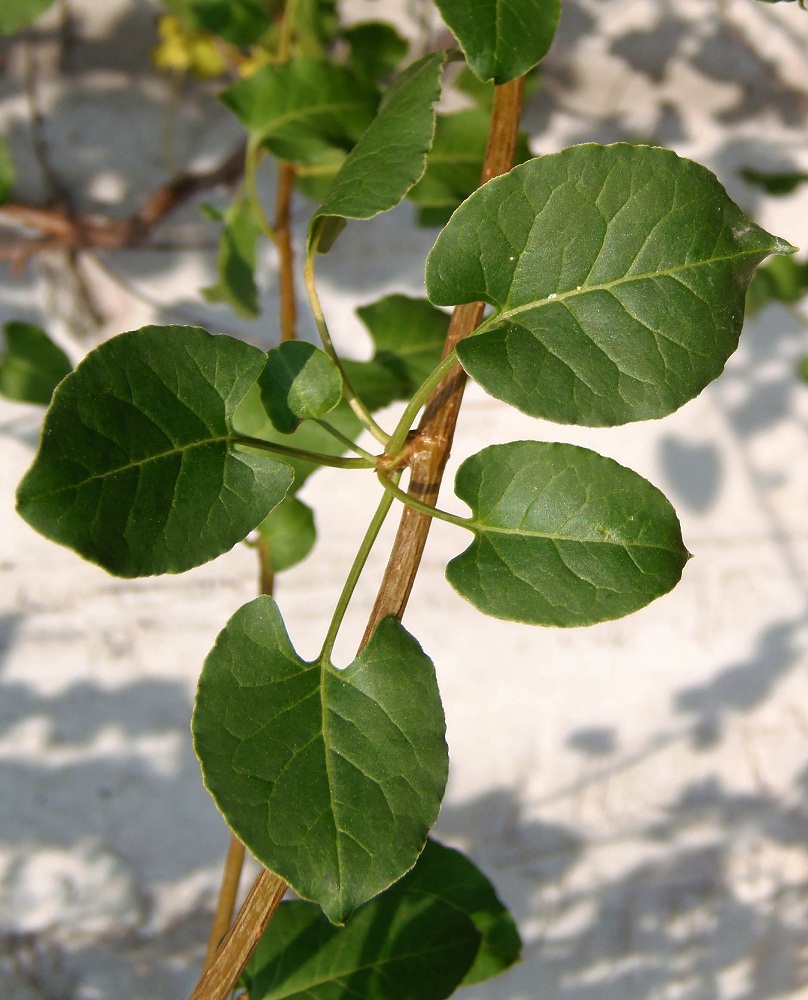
[{"left": 469, "top": 517, "right": 678, "bottom": 551}]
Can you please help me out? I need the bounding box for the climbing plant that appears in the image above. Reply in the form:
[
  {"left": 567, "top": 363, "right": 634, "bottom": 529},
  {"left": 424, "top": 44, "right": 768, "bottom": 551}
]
[{"left": 1, "top": 0, "right": 796, "bottom": 997}]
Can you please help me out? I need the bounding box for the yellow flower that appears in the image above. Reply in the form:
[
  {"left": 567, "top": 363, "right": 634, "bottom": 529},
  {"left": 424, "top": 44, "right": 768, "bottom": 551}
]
[{"left": 152, "top": 14, "right": 228, "bottom": 79}]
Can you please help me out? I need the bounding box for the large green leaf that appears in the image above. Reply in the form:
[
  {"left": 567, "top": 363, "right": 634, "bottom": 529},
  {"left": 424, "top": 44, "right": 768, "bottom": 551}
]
[
  {"left": 446, "top": 441, "right": 688, "bottom": 627},
  {"left": 0, "top": 0, "right": 56, "bottom": 35},
  {"left": 17, "top": 327, "right": 293, "bottom": 577},
  {"left": 0, "top": 322, "right": 71, "bottom": 405},
  {"left": 356, "top": 295, "right": 450, "bottom": 395},
  {"left": 426, "top": 144, "right": 794, "bottom": 427},
  {"left": 193, "top": 597, "right": 448, "bottom": 924},
  {"left": 311, "top": 52, "right": 445, "bottom": 249},
  {"left": 221, "top": 59, "right": 379, "bottom": 166},
  {"left": 433, "top": 0, "right": 560, "bottom": 83},
  {"left": 202, "top": 194, "right": 261, "bottom": 318},
  {"left": 245, "top": 839, "right": 518, "bottom": 999},
  {"left": 259, "top": 341, "right": 342, "bottom": 433}
]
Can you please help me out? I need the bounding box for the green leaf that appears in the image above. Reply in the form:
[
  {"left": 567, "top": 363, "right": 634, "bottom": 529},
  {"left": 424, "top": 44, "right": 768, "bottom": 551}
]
[
  {"left": 741, "top": 167, "right": 808, "bottom": 196},
  {"left": 446, "top": 441, "right": 689, "bottom": 627},
  {"left": 202, "top": 194, "right": 261, "bottom": 318},
  {"left": 0, "top": 322, "right": 71, "bottom": 405},
  {"left": 400, "top": 840, "right": 522, "bottom": 985},
  {"left": 245, "top": 838, "right": 517, "bottom": 999},
  {"left": 340, "top": 358, "right": 403, "bottom": 412},
  {"left": 0, "top": 138, "right": 15, "bottom": 204},
  {"left": 193, "top": 597, "right": 449, "bottom": 924},
  {"left": 221, "top": 59, "right": 379, "bottom": 166},
  {"left": 356, "top": 295, "right": 450, "bottom": 394},
  {"left": 256, "top": 496, "right": 316, "bottom": 573},
  {"left": 344, "top": 21, "right": 409, "bottom": 82},
  {"left": 747, "top": 254, "right": 808, "bottom": 314},
  {"left": 311, "top": 52, "right": 445, "bottom": 249},
  {"left": 17, "top": 326, "right": 293, "bottom": 577},
  {"left": 433, "top": 0, "right": 560, "bottom": 83},
  {"left": 426, "top": 144, "right": 794, "bottom": 427},
  {"left": 162, "top": 0, "right": 271, "bottom": 44},
  {"left": 409, "top": 109, "right": 531, "bottom": 216},
  {"left": 259, "top": 341, "right": 342, "bottom": 434},
  {"left": 0, "top": 0, "right": 56, "bottom": 35}
]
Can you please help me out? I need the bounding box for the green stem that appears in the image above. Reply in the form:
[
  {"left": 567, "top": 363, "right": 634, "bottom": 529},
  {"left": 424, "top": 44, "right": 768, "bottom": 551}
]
[
  {"left": 314, "top": 420, "right": 377, "bottom": 463},
  {"left": 376, "top": 470, "right": 472, "bottom": 530},
  {"left": 304, "top": 243, "right": 390, "bottom": 446},
  {"left": 245, "top": 138, "right": 278, "bottom": 244},
  {"left": 385, "top": 352, "right": 460, "bottom": 457},
  {"left": 319, "top": 478, "right": 399, "bottom": 663},
  {"left": 233, "top": 433, "right": 374, "bottom": 470}
]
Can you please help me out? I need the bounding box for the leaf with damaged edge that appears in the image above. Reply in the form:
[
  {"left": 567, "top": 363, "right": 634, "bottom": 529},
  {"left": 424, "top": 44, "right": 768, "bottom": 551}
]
[
  {"left": 311, "top": 52, "right": 445, "bottom": 249},
  {"left": 446, "top": 441, "right": 689, "bottom": 627},
  {"left": 16, "top": 326, "right": 293, "bottom": 577},
  {"left": 426, "top": 144, "right": 795, "bottom": 427},
  {"left": 192, "top": 596, "right": 448, "bottom": 924},
  {"left": 433, "top": 0, "right": 560, "bottom": 83}
]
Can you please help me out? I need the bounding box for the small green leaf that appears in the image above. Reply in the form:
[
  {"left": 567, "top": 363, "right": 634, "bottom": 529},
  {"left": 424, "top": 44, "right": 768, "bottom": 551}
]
[
  {"left": 426, "top": 144, "right": 794, "bottom": 427},
  {"left": 446, "top": 441, "right": 689, "bottom": 627},
  {"left": 0, "top": 322, "right": 71, "bottom": 405},
  {"left": 0, "top": 0, "right": 56, "bottom": 35},
  {"left": 193, "top": 597, "right": 449, "bottom": 924},
  {"left": 400, "top": 840, "right": 522, "bottom": 985},
  {"left": 741, "top": 167, "right": 808, "bottom": 196},
  {"left": 17, "top": 326, "right": 293, "bottom": 577},
  {"left": 409, "top": 109, "right": 531, "bottom": 217},
  {"left": 259, "top": 341, "right": 342, "bottom": 434},
  {"left": 344, "top": 21, "right": 409, "bottom": 81},
  {"left": 0, "top": 138, "right": 15, "bottom": 204},
  {"left": 311, "top": 52, "right": 445, "bottom": 249},
  {"left": 221, "top": 59, "right": 379, "bottom": 166},
  {"left": 356, "top": 294, "right": 450, "bottom": 394},
  {"left": 202, "top": 194, "right": 261, "bottom": 318},
  {"left": 747, "top": 254, "right": 808, "bottom": 314},
  {"left": 433, "top": 0, "right": 560, "bottom": 83},
  {"left": 256, "top": 496, "right": 316, "bottom": 573}
]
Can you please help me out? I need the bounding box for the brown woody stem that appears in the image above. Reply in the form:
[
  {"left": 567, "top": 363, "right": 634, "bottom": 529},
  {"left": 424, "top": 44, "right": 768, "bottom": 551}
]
[{"left": 275, "top": 162, "right": 298, "bottom": 342}]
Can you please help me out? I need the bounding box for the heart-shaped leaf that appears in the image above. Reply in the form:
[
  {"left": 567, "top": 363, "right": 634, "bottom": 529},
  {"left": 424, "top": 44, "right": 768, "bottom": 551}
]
[
  {"left": 0, "top": 322, "right": 71, "bottom": 405},
  {"left": 259, "top": 341, "right": 342, "bottom": 433},
  {"left": 245, "top": 838, "right": 518, "bottom": 1000},
  {"left": 433, "top": 0, "right": 560, "bottom": 83},
  {"left": 221, "top": 59, "right": 379, "bottom": 166},
  {"left": 446, "top": 440, "right": 689, "bottom": 627},
  {"left": 311, "top": 52, "right": 445, "bottom": 249},
  {"left": 17, "top": 326, "right": 293, "bottom": 577},
  {"left": 193, "top": 596, "right": 448, "bottom": 924},
  {"left": 426, "top": 144, "right": 794, "bottom": 427}
]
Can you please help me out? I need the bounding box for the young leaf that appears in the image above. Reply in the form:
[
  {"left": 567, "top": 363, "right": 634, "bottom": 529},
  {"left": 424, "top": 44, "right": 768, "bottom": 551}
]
[
  {"left": 426, "top": 144, "right": 795, "bottom": 427},
  {"left": 0, "top": 0, "right": 56, "bottom": 35},
  {"left": 17, "top": 326, "right": 293, "bottom": 577},
  {"left": 409, "top": 109, "right": 531, "bottom": 220},
  {"left": 344, "top": 21, "right": 409, "bottom": 82},
  {"left": 245, "top": 897, "right": 478, "bottom": 1000},
  {"left": 311, "top": 52, "right": 445, "bottom": 249},
  {"left": 202, "top": 194, "right": 261, "bottom": 318},
  {"left": 356, "top": 294, "right": 450, "bottom": 394},
  {"left": 256, "top": 496, "right": 316, "bottom": 573},
  {"left": 433, "top": 0, "right": 560, "bottom": 83},
  {"left": 245, "top": 837, "right": 516, "bottom": 1000},
  {"left": 259, "top": 341, "right": 342, "bottom": 434},
  {"left": 192, "top": 596, "right": 449, "bottom": 924},
  {"left": 0, "top": 322, "right": 71, "bottom": 405},
  {"left": 446, "top": 441, "right": 689, "bottom": 627},
  {"left": 0, "top": 138, "right": 15, "bottom": 204},
  {"left": 221, "top": 59, "right": 379, "bottom": 166}
]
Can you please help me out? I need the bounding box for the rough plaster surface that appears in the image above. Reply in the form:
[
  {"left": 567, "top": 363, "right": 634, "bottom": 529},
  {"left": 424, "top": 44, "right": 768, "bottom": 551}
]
[{"left": 4, "top": 0, "right": 808, "bottom": 997}]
